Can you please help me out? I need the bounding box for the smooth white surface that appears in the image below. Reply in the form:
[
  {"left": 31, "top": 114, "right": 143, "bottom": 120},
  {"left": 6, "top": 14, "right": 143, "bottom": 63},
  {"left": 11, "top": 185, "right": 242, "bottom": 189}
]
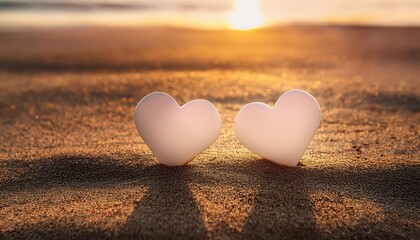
[
  {"left": 134, "top": 92, "right": 221, "bottom": 166},
  {"left": 235, "top": 89, "right": 321, "bottom": 167}
]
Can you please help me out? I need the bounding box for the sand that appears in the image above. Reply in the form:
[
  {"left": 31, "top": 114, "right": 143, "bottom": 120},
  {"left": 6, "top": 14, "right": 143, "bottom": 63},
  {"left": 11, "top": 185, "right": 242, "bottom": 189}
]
[{"left": 0, "top": 26, "right": 419, "bottom": 239}]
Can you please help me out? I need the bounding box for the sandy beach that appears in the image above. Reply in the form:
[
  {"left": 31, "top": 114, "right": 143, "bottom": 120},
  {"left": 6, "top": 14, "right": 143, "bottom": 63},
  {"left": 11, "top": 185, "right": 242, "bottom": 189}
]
[{"left": 0, "top": 26, "right": 419, "bottom": 239}]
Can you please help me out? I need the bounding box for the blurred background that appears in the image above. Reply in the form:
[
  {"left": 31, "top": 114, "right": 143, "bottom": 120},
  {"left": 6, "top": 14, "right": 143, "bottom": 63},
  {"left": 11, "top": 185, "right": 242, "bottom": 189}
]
[
  {"left": 1, "top": 1, "right": 419, "bottom": 239},
  {"left": 1, "top": 0, "right": 419, "bottom": 29}
]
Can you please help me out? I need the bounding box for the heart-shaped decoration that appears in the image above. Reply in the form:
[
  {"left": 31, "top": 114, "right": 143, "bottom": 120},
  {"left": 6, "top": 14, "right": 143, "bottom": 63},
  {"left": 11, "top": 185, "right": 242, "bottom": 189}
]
[
  {"left": 134, "top": 92, "right": 221, "bottom": 166},
  {"left": 235, "top": 89, "right": 321, "bottom": 167}
]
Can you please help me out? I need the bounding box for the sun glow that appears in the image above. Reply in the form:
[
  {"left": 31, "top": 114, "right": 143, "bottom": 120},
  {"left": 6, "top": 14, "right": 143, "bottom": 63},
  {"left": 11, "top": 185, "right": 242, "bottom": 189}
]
[{"left": 229, "top": 0, "right": 265, "bottom": 30}]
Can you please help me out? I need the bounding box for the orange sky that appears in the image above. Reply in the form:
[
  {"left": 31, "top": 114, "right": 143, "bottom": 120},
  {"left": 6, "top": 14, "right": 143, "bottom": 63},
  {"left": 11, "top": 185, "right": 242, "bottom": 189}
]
[{"left": 0, "top": 0, "right": 419, "bottom": 29}]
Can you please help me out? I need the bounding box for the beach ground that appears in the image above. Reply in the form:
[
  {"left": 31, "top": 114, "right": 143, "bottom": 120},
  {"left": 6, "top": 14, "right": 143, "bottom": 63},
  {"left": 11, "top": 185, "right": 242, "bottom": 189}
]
[{"left": 0, "top": 26, "right": 419, "bottom": 239}]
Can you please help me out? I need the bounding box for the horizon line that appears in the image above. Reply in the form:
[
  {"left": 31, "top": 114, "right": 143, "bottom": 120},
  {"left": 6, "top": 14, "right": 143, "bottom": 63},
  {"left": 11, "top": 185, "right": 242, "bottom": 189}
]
[{"left": 1, "top": 22, "right": 420, "bottom": 31}]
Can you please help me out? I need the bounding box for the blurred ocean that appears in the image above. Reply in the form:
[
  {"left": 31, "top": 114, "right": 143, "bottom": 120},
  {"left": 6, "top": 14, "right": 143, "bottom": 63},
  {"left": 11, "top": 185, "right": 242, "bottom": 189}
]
[{"left": 0, "top": 0, "right": 419, "bottom": 28}]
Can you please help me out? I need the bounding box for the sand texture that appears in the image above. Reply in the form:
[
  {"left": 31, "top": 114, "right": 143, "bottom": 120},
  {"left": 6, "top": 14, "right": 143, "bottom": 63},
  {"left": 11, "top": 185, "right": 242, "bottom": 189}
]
[{"left": 0, "top": 26, "right": 419, "bottom": 239}]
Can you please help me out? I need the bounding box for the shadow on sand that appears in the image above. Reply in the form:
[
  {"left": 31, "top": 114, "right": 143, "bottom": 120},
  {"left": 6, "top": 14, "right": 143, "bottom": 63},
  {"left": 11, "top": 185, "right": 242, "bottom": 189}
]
[
  {"left": 1, "top": 155, "right": 419, "bottom": 239},
  {"left": 120, "top": 165, "right": 208, "bottom": 239},
  {"left": 365, "top": 92, "right": 420, "bottom": 113}
]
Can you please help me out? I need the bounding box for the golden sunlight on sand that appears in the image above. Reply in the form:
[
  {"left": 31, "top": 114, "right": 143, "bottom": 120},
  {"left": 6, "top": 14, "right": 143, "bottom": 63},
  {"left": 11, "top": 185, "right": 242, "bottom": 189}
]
[
  {"left": 310, "top": 192, "right": 385, "bottom": 233},
  {"left": 229, "top": 0, "right": 265, "bottom": 30},
  {"left": 190, "top": 185, "right": 256, "bottom": 234}
]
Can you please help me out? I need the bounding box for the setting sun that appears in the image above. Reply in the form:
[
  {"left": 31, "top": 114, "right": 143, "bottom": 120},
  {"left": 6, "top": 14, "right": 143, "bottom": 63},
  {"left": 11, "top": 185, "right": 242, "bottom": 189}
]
[{"left": 229, "top": 0, "right": 265, "bottom": 30}]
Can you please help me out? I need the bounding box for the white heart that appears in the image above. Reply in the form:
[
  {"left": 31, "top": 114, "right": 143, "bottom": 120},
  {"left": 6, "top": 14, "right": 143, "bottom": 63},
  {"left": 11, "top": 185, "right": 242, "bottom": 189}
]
[
  {"left": 134, "top": 92, "right": 221, "bottom": 166},
  {"left": 235, "top": 89, "right": 321, "bottom": 167}
]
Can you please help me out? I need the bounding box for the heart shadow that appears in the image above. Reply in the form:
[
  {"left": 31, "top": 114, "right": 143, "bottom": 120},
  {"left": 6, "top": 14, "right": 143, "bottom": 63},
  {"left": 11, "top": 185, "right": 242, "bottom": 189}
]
[
  {"left": 1, "top": 154, "right": 418, "bottom": 239},
  {"left": 120, "top": 165, "right": 208, "bottom": 239}
]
